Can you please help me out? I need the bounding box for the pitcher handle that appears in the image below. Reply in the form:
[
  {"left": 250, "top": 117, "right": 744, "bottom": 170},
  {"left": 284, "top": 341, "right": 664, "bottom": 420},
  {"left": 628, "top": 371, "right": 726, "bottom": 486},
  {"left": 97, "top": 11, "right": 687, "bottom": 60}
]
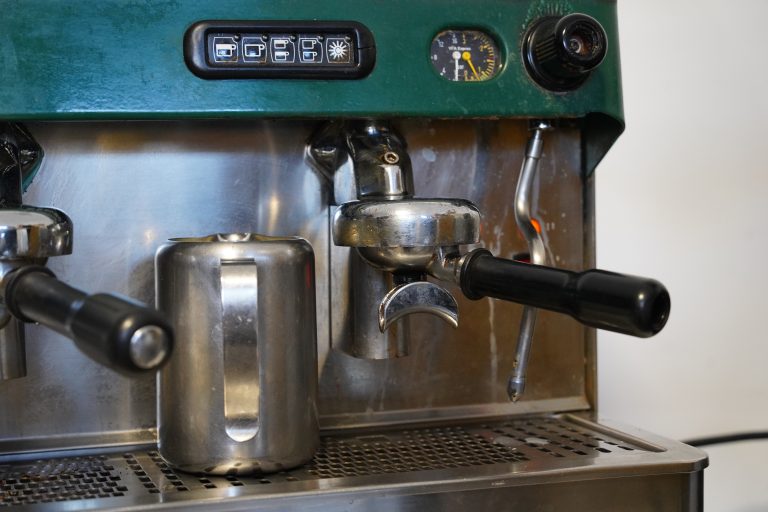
[{"left": 220, "top": 259, "right": 260, "bottom": 443}]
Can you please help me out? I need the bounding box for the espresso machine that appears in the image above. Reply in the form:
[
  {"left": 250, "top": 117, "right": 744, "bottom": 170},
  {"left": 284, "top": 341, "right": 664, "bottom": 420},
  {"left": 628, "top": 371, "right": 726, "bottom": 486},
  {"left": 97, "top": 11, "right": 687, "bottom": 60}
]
[{"left": 0, "top": 1, "right": 707, "bottom": 510}]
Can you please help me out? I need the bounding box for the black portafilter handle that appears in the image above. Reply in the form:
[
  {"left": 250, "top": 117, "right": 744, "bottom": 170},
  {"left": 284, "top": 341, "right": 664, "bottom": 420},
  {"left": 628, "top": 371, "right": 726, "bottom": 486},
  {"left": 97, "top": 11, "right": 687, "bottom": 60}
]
[
  {"left": 4, "top": 266, "right": 173, "bottom": 373},
  {"left": 460, "top": 249, "right": 670, "bottom": 338}
]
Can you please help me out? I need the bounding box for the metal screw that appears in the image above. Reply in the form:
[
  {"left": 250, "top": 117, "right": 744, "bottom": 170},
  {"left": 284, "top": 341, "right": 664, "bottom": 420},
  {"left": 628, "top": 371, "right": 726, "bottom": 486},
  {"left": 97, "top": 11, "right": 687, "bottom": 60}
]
[
  {"left": 529, "top": 119, "right": 553, "bottom": 132},
  {"left": 382, "top": 152, "right": 400, "bottom": 164}
]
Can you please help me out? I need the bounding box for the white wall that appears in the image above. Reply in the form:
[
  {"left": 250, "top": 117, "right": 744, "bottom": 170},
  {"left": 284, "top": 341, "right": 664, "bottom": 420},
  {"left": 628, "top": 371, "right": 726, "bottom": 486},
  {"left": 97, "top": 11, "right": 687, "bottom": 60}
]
[{"left": 596, "top": 1, "right": 768, "bottom": 510}]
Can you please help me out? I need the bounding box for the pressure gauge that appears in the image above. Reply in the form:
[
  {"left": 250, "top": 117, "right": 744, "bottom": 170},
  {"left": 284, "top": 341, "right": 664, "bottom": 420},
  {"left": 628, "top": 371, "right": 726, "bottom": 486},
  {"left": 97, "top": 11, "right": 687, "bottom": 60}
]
[{"left": 430, "top": 30, "right": 500, "bottom": 82}]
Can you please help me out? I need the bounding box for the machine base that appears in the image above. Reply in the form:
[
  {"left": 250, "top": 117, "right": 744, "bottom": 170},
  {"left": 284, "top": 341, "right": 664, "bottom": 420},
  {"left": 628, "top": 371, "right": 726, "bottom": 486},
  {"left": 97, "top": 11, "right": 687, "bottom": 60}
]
[{"left": 0, "top": 415, "right": 706, "bottom": 511}]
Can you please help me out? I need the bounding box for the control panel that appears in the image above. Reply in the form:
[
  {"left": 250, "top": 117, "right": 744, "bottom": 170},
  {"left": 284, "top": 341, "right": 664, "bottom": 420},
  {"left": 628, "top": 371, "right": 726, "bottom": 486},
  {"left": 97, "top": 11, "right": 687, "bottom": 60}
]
[{"left": 185, "top": 21, "right": 375, "bottom": 79}]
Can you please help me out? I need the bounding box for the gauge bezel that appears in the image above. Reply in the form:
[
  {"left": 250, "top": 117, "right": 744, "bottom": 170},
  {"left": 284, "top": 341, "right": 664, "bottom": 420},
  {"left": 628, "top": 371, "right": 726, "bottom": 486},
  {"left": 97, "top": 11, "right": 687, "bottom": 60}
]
[{"left": 428, "top": 27, "right": 505, "bottom": 83}]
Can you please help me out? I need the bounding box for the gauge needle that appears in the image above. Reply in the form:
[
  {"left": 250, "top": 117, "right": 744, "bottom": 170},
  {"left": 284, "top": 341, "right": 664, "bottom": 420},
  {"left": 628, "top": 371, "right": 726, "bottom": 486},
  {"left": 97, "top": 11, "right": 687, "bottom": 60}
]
[
  {"left": 462, "top": 51, "right": 480, "bottom": 80},
  {"left": 452, "top": 50, "right": 461, "bottom": 81}
]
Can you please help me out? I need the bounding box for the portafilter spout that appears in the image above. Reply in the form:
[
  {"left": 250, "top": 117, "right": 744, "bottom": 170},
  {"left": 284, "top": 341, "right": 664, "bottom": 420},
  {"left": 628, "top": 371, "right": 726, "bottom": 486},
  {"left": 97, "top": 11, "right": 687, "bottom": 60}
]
[
  {"left": 333, "top": 198, "right": 481, "bottom": 331},
  {"left": 314, "top": 120, "right": 480, "bottom": 342}
]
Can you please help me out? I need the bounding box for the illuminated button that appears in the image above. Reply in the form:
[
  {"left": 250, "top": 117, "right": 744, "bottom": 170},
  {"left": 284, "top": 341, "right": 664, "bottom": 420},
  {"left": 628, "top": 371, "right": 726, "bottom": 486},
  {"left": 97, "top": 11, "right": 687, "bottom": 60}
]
[
  {"left": 298, "top": 36, "right": 323, "bottom": 63},
  {"left": 269, "top": 35, "right": 295, "bottom": 63},
  {"left": 212, "top": 36, "right": 238, "bottom": 63},
  {"left": 326, "top": 37, "right": 352, "bottom": 64},
  {"left": 242, "top": 36, "right": 267, "bottom": 63}
]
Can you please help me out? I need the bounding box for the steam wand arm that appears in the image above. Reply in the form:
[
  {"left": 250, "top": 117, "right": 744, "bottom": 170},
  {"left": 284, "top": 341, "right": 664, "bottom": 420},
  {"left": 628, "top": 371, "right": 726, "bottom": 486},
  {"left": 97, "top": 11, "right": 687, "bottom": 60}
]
[
  {"left": 508, "top": 120, "right": 550, "bottom": 401},
  {"left": 3, "top": 266, "right": 173, "bottom": 374}
]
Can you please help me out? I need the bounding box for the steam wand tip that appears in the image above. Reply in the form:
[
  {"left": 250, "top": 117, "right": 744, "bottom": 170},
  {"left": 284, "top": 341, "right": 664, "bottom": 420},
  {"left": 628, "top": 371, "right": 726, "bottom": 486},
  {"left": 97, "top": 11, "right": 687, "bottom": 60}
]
[{"left": 507, "top": 376, "right": 526, "bottom": 402}]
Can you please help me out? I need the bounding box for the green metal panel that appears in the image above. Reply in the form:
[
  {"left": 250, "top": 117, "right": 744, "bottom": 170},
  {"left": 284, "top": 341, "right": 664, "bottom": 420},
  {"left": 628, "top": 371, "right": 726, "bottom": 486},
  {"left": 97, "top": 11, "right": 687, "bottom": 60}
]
[
  {"left": 0, "top": 0, "right": 623, "bottom": 172},
  {"left": 0, "top": 0, "right": 621, "bottom": 119}
]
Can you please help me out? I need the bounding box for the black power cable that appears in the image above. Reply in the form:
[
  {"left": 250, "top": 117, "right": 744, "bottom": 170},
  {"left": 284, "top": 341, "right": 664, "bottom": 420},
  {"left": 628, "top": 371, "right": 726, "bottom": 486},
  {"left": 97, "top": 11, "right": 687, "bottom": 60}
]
[{"left": 684, "top": 432, "right": 768, "bottom": 447}]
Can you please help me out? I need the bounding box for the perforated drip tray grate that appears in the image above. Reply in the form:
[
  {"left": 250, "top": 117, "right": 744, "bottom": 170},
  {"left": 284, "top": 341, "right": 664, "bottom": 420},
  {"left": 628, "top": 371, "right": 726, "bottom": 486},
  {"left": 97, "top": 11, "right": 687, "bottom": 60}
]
[{"left": 0, "top": 416, "right": 657, "bottom": 509}]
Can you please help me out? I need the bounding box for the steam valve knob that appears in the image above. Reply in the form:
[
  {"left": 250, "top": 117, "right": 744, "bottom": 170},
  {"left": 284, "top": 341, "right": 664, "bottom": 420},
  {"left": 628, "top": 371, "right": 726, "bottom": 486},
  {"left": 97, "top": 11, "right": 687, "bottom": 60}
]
[{"left": 523, "top": 13, "right": 608, "bottom": 91}]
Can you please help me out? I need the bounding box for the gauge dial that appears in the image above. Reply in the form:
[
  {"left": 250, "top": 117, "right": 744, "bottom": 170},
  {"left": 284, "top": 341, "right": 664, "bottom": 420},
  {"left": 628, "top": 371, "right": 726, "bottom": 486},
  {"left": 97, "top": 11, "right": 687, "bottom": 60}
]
[{"left": 430, "top": 30, "right": 500, "bottom": 82}]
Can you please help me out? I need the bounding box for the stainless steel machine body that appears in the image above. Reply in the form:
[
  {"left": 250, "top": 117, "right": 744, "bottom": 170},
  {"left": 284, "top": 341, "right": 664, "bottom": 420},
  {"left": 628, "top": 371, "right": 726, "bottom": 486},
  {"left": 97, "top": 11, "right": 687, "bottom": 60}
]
[
  {"left": 0, "top": 120, "right": 705, "bottom": 510},
  {"left": 1, "top": 120, "right": 593, "bottom": 440},
  {"left": 0, "top": 1, "right": 706, "bottom": 510}
]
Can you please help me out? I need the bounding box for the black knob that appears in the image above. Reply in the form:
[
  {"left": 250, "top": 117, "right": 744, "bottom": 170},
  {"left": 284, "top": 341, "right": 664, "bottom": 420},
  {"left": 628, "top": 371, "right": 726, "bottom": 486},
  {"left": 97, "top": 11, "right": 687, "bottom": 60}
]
[
  {"left": 4, "top": 265, "right": 173, "bottom": 374},
  {"left": 523, "top": 13, "right": 608, "bottom": 91}
]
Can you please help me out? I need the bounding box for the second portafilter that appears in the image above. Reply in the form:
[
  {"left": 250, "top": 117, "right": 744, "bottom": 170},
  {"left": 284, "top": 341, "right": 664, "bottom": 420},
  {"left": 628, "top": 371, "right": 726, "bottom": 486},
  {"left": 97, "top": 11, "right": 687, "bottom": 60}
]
[{"left": 0, "top": 123, "right": 172, "bottom": 380}]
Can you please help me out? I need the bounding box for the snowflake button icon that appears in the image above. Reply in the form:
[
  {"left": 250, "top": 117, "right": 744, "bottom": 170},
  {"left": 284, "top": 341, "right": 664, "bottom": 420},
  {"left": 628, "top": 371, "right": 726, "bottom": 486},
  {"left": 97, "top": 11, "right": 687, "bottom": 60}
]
[{"left": 325, "top": 38, "right": 352, "bottom": 64}]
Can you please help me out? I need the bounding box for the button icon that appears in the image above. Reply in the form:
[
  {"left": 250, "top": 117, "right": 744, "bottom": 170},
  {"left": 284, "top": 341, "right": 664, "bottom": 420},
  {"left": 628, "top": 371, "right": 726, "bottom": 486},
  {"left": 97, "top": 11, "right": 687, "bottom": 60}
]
[
  {"left": 270, "top": 36, "right": 295, "bottom": 63},
  {"left": 242, "top": 37, "right": 267, "bottom": 63},
  {"left": 298, "top": 37, "right": 324, "bottom": 63},
  {"left": 212, "top": 36, "right": 238, "bottom": 63},
  {"left": 326, "top": 37, "right": 352, "bottom": 64}
]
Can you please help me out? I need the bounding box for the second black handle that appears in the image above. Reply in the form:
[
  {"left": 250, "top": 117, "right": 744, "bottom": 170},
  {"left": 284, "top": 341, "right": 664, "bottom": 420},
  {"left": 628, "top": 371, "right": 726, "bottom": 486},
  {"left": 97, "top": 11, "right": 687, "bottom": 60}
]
[
  {"left": 5, "top": 266, "right": 173, "bottom": 373},
  {"left": 460, "top": 249, "right": 670, "bottom": 338}
]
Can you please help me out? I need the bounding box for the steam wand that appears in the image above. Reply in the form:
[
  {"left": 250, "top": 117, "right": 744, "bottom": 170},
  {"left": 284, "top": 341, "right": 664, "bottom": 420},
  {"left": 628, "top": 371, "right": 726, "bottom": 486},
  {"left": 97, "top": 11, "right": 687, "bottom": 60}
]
[{"left": 508, "top": 121, "right": 552, "bottom": 402}]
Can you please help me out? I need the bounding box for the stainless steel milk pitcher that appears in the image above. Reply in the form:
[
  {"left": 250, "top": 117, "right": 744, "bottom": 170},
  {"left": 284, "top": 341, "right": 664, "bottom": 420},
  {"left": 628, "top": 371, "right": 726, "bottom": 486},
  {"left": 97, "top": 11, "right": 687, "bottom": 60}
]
[{"left": 155, "top": 233, "right": 318, "bottom": 475}]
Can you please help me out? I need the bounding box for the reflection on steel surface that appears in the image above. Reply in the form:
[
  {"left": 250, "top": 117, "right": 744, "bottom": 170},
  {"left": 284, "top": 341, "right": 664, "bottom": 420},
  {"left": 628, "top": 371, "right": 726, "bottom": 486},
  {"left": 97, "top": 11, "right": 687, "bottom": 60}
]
[{"left": 0, "top": 120, "right": 588, "bottom": 446}]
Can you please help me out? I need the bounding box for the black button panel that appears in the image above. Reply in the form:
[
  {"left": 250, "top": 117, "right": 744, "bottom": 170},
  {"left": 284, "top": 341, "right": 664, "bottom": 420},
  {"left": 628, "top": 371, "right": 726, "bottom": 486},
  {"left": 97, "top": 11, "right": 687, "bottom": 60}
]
[
  {"left": 185, "top": 21, "right": 375, "bottom": 79},
  {"left": 208, "top": 33, "right": 354, "bottom": 67}
]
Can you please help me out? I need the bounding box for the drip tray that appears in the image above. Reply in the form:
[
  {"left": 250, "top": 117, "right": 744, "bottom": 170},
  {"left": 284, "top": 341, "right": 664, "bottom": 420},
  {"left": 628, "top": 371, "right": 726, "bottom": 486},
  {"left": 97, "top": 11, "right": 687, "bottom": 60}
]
[{"left": 0, "top": 415, "right": 706, "bottom": 511}]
